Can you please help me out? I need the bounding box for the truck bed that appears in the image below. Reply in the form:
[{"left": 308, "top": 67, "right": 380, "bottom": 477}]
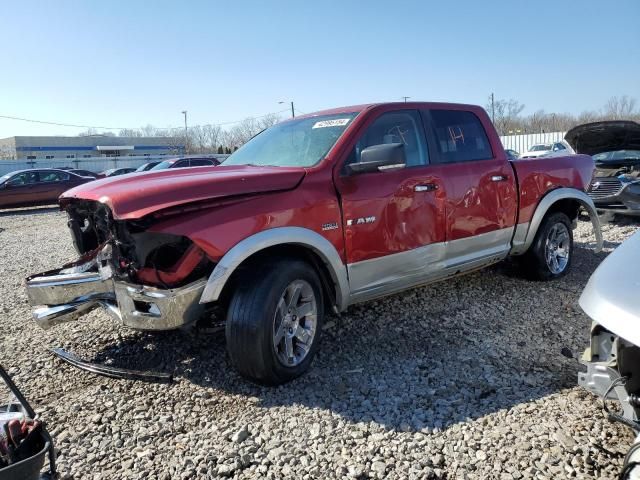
[{"left": 510, "top": 154, "right": 595, "bottom": 224}]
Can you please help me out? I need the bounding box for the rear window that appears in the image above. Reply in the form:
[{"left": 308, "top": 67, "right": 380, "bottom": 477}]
[
  {"left": 190, "top": 159, "right": 214, "bottom": 166},
  {"left": 428, "top": 110, "right": 493, "bottom": 163},
  {"left": 40, "top": 171, "right": 69, "bottom": 182}
]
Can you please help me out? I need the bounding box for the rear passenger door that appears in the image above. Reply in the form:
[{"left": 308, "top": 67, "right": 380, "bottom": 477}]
[
  {"left": 38, "top": 170, "right": 71, "bottom": 202},
  {"left": 423, "top": 108, "right": 517, "bottom": 267}
]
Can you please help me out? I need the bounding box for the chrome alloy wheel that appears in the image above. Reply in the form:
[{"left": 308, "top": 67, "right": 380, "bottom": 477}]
[
  {"left": 272, "top": 279, "right": 318, "bottom": 367},
  {"left": 545, "top": 223, "right": 570, "bottom": 274}
]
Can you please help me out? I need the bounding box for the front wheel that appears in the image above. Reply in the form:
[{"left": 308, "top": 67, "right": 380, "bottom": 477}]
[
  {"left": 226, "top": 258, "right": 324, "bottom": 385},
  {"left": 520, "top": 212, "right": 573, "bottom": 281}
]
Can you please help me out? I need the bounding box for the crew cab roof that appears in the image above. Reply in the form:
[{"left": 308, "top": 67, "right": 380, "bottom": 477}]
[{"left": 293, "top": 102, "right": 487, "bottom": 120}]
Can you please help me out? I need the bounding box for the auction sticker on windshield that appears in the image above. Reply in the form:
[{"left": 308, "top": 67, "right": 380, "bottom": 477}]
[{"left": 312, "top": 118, "right": 351, "bottom": 129}]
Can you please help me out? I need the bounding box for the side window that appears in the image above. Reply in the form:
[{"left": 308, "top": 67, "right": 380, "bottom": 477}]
[
  {"left": 428, "top": 110, "right": 493, "bottom": 163},
  {"left": 190, "top": 159, "right": 213, "bottom": 166},
  {"left": 553, "top": 143, "right": 566, "bottom": 151},
  {"left": 174, "top": 160, "right": 190, "bottom": 168},
  {"left": 348, "top": 110, "right": 428, "bottom": 168},
  {"left": 39, "top": 171, "right": 69, "bottom": 182},
  {"left": 6, "top": 172, "right": 38, "bottom": 186}
]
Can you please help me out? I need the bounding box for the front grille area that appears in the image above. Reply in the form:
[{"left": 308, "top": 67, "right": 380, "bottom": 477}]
[{"left": 588, "top": 177, "right": 624, "bottom": 199}]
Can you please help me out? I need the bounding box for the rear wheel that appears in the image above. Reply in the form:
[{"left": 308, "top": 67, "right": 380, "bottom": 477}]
[
  {"left": 520, "top": 212, "right": 573, "bottom": 280},
  {"left": 226, "top": 258, "right": 324, "bottom": 385}
]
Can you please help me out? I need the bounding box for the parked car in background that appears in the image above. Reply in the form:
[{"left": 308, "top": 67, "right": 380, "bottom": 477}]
[
  {"left": 566, "top": 120, "right": 640, "bottom": 216},
  {"left": 578, "top": 230, "right": 640, "bottom": 479},
  {"left": 135, "top": 161, "right": 161, "bottom": 172},
  {"left": 150, "top": 156, "right": 220, "bottom": 171},
  {"left": 0, "top": 169, "right": 93, "bottom": 209},
  {"left": 98, "top": 167, "right": 137, "bottom": 178},
  {"left": 521, "top": 141, "right": 573, "bottom": 158},
  {"left": 68, "top": 169, "right": 99, "bottom": 178},
  {"left": 25, "top": 101, "right": 602, "bottom": 385},
  {"left": 505, "top": 149, "right": 520, "bottom": 160}
]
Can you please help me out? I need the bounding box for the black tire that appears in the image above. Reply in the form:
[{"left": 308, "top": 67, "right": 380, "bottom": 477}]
[
  {"left": 520, "top": 212, "right": 573, "bottom": 281},
  {"left": 226, "top": 258, "right": 324, "bottom": 385}
]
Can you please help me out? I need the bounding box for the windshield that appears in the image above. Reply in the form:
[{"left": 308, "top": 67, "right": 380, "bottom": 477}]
[
  {"left": 150, "top": 160, "right": 175, "bottom": 170},
  {"left": 223, "top": 113, "right": 358, "bottom": 167},
  {"left": 593, "top": 150, "right": 640, "bottom": 162},
  {"left": 529, "top": 144, "right": 552, "bottom": 151}
]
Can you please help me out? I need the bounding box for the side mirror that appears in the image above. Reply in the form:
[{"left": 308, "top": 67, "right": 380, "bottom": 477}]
[{"left": 345, "top": 143, "right": 406, "bottom": 175}]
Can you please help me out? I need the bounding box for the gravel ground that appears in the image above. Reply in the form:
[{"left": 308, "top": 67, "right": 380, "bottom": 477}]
[{"left": 0, "top": 207, "right": 638, "bottom": 480}]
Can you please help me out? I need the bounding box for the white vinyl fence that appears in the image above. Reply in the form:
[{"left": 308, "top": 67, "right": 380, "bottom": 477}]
[{"left": 500, "top": 131, "right": 567, "bottom": 155}]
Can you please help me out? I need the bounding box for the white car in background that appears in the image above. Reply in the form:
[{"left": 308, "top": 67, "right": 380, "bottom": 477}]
[{"left": 521, "top": 141, "right": 574, "bottom": 158}]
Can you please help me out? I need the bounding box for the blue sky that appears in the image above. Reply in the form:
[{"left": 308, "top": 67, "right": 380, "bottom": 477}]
[{"left": 1, "top": 0, "right": 639, "bottom": 137}]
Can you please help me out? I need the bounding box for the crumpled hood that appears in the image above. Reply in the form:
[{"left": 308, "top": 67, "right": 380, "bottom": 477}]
[
  {"left": 61, "top": 165, "right": 306, "bottom": 219},
  {"left": 565, "top": 121, "right": 640, "bottom": 156},
  {"left": 579, "top": 230, "right": 640, "bottom": 346}
]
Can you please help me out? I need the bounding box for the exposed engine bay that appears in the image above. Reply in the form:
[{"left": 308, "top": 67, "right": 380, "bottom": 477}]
[
  {"left": 25, "top": 200, "right": 215, "bottom": 333},
  {"left": 595, "top": 162, "right": 640, "bottom": 179},
  {"left": 65, "top": 200, "right": 213, "bottom": 289}
]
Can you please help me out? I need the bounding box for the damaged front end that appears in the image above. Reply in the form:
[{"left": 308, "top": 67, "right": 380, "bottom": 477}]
[{"left": 26, "top": 200, "right": 213, "bottom": 331}]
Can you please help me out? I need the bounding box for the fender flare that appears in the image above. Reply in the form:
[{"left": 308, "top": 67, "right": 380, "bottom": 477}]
[
  {"left": 199, "top": 227, "right": 350, "bottom": 311},
  {"left": 511, "top": 188, "right": 603, "bottom": 255}
]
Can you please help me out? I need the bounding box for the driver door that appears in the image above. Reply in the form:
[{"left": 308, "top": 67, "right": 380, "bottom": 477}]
[
  {"left": 334, "top": 109, "right": 448, "bottom": 301},
  {"left": 0, "top": 171, "right": 40, "bottom": 208}
]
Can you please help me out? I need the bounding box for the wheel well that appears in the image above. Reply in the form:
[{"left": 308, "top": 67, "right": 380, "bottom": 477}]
[
  {"left": 545, "top": 198, "right": 581, "bottom": 223},
  {"left": 216, "top": 244, "right": 338, "bottom": 313}
]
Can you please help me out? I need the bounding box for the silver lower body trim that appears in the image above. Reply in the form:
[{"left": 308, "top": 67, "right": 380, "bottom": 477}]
[{"left": 347, "top": 227, "right": 514, "bottom": 304}]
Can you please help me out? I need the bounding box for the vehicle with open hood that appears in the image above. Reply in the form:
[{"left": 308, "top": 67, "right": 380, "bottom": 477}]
[
  {"left": 566, "top": 120, "right": 640, "bottom": 216},
  {"left": 25, "top": 102, "right": 602, "bottom": 385}
]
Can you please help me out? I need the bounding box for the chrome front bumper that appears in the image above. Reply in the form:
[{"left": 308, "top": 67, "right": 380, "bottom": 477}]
[{"left": 26, "top": 269, "right": 206, "bottom": 331}]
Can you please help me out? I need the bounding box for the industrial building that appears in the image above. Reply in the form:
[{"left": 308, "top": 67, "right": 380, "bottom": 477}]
[{"left": 0, "top": 135, "right": 184, "bottom": 160}]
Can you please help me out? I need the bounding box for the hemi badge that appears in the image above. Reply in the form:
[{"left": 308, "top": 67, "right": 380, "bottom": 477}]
[{"left": 322, "top": 222, "right": 339, "bottom": 231}]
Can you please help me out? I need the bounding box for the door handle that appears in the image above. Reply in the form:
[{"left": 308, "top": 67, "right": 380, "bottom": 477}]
[
  {"left": 491, "top": 175, "right": 508, "bottom": 182},
  {"left": 414, "top": 184, "right": 438, "bottom": 192}
]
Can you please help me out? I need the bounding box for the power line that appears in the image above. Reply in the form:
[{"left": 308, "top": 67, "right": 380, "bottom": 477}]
[
  {"left": 0, "top": 108, "right": 292, "bottom": 131},
  {"left": 0, "top": 114, "right": 128, "bottom": 130}
]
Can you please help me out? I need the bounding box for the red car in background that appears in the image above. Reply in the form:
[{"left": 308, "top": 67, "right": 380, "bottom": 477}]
[{"left": 0, "top": 169, "right": 94, "bottom": 209}]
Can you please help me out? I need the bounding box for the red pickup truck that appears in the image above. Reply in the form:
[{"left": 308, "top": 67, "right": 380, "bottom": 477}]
[{"left": 26, "top": 102, "right": 603, "bottom": 385}]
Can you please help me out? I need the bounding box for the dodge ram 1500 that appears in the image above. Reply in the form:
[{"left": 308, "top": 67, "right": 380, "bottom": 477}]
[{"left": 25, "top": 102, "right": 603, "bottom": 385}]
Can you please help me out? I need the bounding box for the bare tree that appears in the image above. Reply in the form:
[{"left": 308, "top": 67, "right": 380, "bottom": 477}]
[
  {"left": 118, "top": 128, "right": 143, "bottom": 137},
  {"left": 603, "top": 95, "right": 638, "bottom": 120},
  {"left": 486, "top": 96, "right": 525, "bottom": 135}
]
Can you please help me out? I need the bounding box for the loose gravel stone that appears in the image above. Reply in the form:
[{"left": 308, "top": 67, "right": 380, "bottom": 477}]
[{"left": 0, "top": 207, "right": 637, "bottom": 479}]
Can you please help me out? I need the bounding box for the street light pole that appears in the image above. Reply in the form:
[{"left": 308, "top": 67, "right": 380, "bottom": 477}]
[
  {"left": 490, "top": 93, "right": 495, "bottom": 124},
  {"left": 279, "top": 101, "right": 295, "bottom": 118},
  {"left": 181, "top": 110, "right": 188, "bottom": 154},
  {"left": 402, "top": 96, "right": 411, "bottom": 103}
]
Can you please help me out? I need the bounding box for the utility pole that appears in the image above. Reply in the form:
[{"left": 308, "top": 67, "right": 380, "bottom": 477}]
[
  {"left": 490, "top": 93, "right": 495, "bottom": 124},
  {"left": 280, "top": 101, "right": 295, "bottom": 118},
  {"left": 402, "top": 96, "right": 411, "bottom": 103},
  {"left": 181, "top": 110, "right": 188, "bottom": 154}
]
